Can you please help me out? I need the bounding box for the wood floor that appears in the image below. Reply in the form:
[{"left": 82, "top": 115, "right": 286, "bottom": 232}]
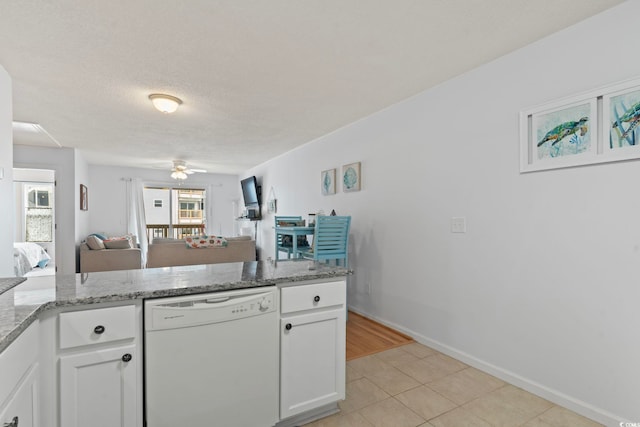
[{"left": 346, "top": 311, "right": 414, "bottom": 361}]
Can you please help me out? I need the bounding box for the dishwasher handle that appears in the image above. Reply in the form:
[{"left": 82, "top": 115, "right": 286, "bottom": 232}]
[
  {"left": 156, "top": 291, "right": 271, "bottom": 309},
  {"left": 205, "top": 296, "right": 230, "bottom": 304}
]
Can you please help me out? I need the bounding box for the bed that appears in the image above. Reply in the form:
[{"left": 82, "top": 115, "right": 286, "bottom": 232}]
[{"left": 13, "top": 242, "right": 51, "bottom": 277}]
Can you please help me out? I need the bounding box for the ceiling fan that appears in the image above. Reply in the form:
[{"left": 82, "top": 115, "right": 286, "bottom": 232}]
[{"left": 170, "top": 160, "right": 207, "bottom": 180}]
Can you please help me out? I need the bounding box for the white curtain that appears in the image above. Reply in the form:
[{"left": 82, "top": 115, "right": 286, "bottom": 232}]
[{"left": 127, "top": 178, "right": 148, "bottom": 267}]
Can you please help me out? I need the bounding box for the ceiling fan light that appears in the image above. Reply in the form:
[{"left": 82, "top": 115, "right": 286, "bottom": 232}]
[
  {"left": 170, "top": 171, "right": 187, "bottom": 180},
  {"left": 149, "top": 94, "right": 182, "bottom": 114}
]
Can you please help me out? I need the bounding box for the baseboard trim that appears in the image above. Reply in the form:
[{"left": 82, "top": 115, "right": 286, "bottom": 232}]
[{"left": 347, "top": 306, "right": 624, "bottom": 427}]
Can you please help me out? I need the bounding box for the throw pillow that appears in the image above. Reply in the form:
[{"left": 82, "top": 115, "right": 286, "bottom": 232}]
[
  {"left": 103, "top": 236, "right": 133, "bottom": 249},
  {"left": 185, "top": 235, "right": 228, "bottom": 248},
  {"left": 125, "top": 233, "right": 138, "bottom": 246},
  {"left": 90, "top": 233, "right": 108, "bottom": 240},
  {"left": 86, "top": 235, "right": 105, "bottom": 250}
]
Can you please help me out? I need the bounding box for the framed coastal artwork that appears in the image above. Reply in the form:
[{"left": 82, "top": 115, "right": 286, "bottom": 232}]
[
  {"left": 342, "top": 162, "right": 361, "bottom": 192},
  {"left": 321, "top": 168, "right": 336, "bottom": 195},
  {"left": 520, "top": 97, "right": 598, "bottom": 172},
  {"left": 521, "top": 76, "right": 640, "bottom": 173},
  {"left": 602, "top": 80, "right": 640, "bottom": 162}
]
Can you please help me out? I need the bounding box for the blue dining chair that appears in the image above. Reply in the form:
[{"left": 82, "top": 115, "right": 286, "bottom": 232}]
[
  {"left": 300, "top": 216, "right": 351, "bottom": 268},
  {"left": 275, "top": 216, "right": 303, "bottom": 259}
]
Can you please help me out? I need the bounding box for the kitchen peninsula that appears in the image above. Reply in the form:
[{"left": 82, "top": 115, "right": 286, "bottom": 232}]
[{"left": 0, "top": 261, "right": 349, "bottom": 427}]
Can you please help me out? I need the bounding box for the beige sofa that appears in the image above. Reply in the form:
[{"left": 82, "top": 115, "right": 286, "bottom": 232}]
[
  {"left": 80, "top": 243, "right": 142, "bottom": 273},
  {"left": 146, "top": 236, "right": 256, "bottom": 268}
]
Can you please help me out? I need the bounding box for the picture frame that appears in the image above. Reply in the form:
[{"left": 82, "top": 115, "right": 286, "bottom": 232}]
[
  {"left": 267, "top": 198, "right": 277, "bottom": 214},
  {"left": 266, "top": 186, "right": 277, "bottom": 214},
  {"left": 321, "top": 168, "right": 336, "bottom": 195},
  {"left": 342, "top": 162, "right": 361, "bottom": 192},
  {"left": 80, "top": 184, "right": 88, "bottom": 211},
  {"left": 520, "top": 76, "right": 640, "bottom": 173},
  {"left": 601, "top": 79, "right": 640, "bottom": 162},
  {"left": 520, "top": 96, "right": 598, "bottom": 173}
]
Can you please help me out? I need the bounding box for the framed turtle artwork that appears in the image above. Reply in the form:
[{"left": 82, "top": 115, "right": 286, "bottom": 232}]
[
  {"left": 521, "top": 76, "right": 640, "bottom": 173},
  {"left": 520, "top": 96, "right": 598, "bottom": 172},
  {"left": 601, "top": 78, "right": 640, "bottom": 162}
]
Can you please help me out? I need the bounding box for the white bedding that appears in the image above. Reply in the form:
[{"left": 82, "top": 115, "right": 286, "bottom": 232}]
[{"left": 13, "top": 242, "right": 51, "bottom": 277}]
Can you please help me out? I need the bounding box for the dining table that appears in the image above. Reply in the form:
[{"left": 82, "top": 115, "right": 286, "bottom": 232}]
[{"left": 274, "top": 226, "right": 315, "bottom": 262}]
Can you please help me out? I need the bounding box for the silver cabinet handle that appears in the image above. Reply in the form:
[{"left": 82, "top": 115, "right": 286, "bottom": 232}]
[{"left": 3, "top": 416, "right": 18, "bottom": 427}]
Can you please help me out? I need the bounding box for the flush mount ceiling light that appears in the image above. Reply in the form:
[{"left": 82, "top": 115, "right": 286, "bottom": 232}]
[{"left": 148, "top": 94, "right": 182, "bottom": 114}]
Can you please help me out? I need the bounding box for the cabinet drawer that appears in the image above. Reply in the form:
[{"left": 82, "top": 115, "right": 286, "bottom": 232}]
[
  {"left": 280, "top": 281, "right": 345, "bottom": 314},
  {"left": 59, "top": 305, "right": 136, "bottom": 350}
]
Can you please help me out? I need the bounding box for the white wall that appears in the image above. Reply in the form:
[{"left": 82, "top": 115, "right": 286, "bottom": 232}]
[
  {"left": 14, "top": 146, "right": 81, "bottom": 275},
  {"left": 247, "top": 2, "right": 640, "bottom": 423},
  {"left": 0, "top": 66, "right": 13, "bottom": 276},
  {"left": 88, "top": 165, "right": 240, "bottom": 238}
]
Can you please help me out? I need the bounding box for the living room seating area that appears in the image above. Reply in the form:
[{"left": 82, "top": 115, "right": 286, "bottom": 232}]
[{"left": 80, "top": 234, "right": 256, "bottom": 272}]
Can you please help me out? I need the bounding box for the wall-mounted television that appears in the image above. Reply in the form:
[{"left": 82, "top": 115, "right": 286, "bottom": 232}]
[{"left": 241, "top": 176, "right": 260, "bottom": 207}]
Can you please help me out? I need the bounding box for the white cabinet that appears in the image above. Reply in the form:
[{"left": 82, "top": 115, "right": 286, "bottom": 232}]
[
  {"left": 0, "top": 364, "right": 39, "bottom": 427},
  {"left": 279, "top": 280, "right": 346, "bottom": 420},
  {"left": 0, "top": 322, "right": 39, "bottom": 427},
  {"left": 57, "top": 304, "right": 141, "bottom": 427},
  {"left": 59, "top": 345, "right": 137, "bottom": 427}
]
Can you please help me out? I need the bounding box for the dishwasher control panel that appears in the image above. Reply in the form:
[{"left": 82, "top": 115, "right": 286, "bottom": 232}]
[{"left": 145, "top": 287, "right": 277, "bottom": 331}]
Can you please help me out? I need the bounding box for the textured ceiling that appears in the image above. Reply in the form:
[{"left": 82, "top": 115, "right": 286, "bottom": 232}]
[{"left": 0, "top": 0, "right": 624, "bottom": 174}]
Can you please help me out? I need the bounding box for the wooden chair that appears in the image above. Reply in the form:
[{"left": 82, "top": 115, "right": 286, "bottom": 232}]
[
  {"left": 300, "top": 216, "right": 351, "bottom": 268},
  {"left": 275, "top": 215, "right": 303, "bottom": 259}
]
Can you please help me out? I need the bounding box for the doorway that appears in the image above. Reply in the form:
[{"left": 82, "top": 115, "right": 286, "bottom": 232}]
[{"left": 13, "top": 168, "right": 56, "bottom": 276}]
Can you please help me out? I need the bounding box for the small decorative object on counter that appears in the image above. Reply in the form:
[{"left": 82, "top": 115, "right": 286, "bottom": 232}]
[
  {"left": 330, "top": 209, "right": 336, "bottom": 216},
  {"left": 308, "top": 214, "right": 316, "bottom": 226}
]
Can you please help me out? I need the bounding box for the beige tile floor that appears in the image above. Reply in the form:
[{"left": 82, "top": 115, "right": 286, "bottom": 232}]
[{"left": 304, "top": 342, "right": 602, "bottom": 427}]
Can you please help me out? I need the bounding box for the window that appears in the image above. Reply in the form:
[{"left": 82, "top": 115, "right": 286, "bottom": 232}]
[
  {"left": 24, "top": 184, "right": 54, "bottom": 242},
  {"left": 143, "top": 187, "right": 206, "bottom": 240},
  {"left": 28, "top": 189, "right": 50, "bottom": 207}
]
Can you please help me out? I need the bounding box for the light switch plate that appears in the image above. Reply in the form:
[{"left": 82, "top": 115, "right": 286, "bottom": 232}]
[{"left": 451, "top": 217, "right": 466, "bottom": 233}]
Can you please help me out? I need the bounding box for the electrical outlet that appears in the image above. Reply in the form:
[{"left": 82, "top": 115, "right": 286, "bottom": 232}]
[{"left": 451, "top": 217, "right": 466, "bottom": 233}]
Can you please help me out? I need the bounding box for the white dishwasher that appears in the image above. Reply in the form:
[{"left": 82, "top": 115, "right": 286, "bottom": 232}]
[{"left": 144, "top": 286, "right": 279, "bottom": 427}]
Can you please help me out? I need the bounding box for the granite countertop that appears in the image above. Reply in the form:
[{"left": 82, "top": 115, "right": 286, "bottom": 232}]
[{"left": 0, "top": 260, "right": 349, "bottom": 353}]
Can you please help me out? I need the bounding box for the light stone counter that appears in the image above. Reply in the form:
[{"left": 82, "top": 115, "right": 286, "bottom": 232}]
[{"left": 0, "top": 260, "right": 348, "bottom": 353}]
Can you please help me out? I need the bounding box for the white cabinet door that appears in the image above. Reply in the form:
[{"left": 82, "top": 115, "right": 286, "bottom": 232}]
[
  {"left": 0, "top": 364, "right": 39, "bottom": 427},
  {"left": 59, "top": 345, "right": 137, "bottom": 427},
  {"left": 280, "top": 308, "right": 346, "bottom": 419}
]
